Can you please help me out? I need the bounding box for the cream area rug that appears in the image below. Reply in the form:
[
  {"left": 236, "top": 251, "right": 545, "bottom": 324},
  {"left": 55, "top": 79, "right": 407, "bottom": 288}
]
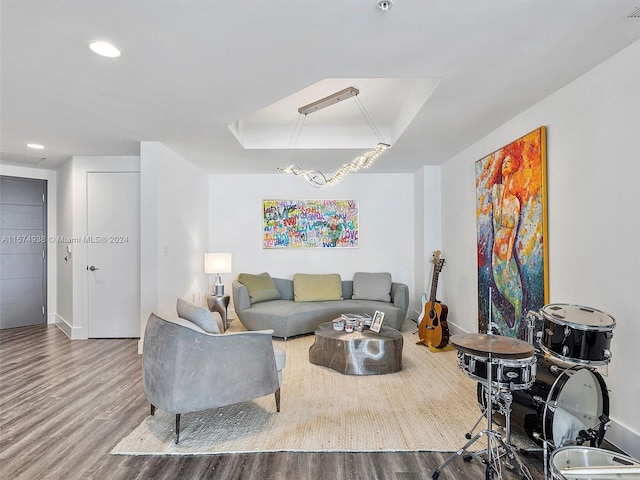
[{"left": 112, "top": 320, "right": 485, "bottom": 455}]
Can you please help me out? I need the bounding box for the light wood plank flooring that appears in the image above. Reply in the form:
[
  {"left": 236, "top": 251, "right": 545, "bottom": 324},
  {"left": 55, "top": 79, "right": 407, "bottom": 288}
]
[{"left": 0, "top": 325, "right": 558, "bottom": 479}]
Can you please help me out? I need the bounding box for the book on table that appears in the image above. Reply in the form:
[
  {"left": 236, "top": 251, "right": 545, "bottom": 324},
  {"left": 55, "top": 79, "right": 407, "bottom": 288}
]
[{"left": 341, "top": 313, "right": 372, "bottom": 325}]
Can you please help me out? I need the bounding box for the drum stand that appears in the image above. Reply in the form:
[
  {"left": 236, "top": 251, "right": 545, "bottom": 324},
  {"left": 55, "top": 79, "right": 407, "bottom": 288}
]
[
  {"left": 432, "top": 367, "right": 534, "bottom": 480},
  {"left": 434, "top": 293, "right": 532, "bottom": 480}
]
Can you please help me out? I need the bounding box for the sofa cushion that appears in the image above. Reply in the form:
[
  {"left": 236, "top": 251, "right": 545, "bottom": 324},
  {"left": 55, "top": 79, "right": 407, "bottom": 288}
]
[
  {"left": 351, "top": 272, "right": 392, "bottom": 302},
  {"left": 238, "top": 272, "right": 281, "bottom": 304},
  {"left": 176, "top": 298, "right": 223, "bottom": 333},
  {"left": 293, "top": 273, "right": 343, "bottom": 302}
]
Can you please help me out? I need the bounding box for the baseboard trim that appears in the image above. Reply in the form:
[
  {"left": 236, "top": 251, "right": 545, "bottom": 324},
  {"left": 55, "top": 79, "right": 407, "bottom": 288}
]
[
  {"left": 407, "top": 309, "right": 419, "bottom": 324},
  {"left": 445, "top": 321, "right": 465, "bottom": 335},
  {"left": 606, "top": 419, "right": 640, "bottom": 460},
  {"left": 55, "top": 316, "right": 72, "bottom": 338},
  {"left": 408, "top": 314, "right": 468, "bottom": 336},
  {"left": 54, "top": 314, "right": 85, "bottom": 339}
]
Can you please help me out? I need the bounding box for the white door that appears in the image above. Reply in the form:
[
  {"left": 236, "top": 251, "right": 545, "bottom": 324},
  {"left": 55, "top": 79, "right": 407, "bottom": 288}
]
[{"left": 87, "top": 172, "right": 140, "bottom": 338}]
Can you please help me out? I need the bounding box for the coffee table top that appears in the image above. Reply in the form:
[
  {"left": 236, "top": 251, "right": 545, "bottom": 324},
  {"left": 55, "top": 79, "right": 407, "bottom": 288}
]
[{"left": 315, "top": 321, "right": 403, "bottom": 341}]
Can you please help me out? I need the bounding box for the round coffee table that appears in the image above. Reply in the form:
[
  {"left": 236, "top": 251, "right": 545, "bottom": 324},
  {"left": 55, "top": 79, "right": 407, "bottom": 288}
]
[{"left": 309, "top": 321, "right": 403, "bottom": 375}]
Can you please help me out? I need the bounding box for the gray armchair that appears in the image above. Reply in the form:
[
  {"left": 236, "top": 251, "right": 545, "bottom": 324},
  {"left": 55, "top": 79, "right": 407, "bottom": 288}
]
[{"left": 142, "top": 312, "right": 286, "bottom": 443}]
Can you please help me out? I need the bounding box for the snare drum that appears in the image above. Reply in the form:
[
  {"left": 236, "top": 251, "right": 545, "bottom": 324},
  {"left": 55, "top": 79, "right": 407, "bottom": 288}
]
[
  {"left": 551, "top": 446, "right": 640, "bottom": 479},
  {"left": 539, "top": 304, "right": 615, "bottom": 366},
  {"left": 458, "top": 351, "right": 537, "bottom": 391}
]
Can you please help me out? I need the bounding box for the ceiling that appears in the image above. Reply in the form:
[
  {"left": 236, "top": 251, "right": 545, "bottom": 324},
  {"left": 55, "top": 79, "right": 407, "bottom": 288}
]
[{"left": 1, "top": 1, "right": 639, "bottom": 175}]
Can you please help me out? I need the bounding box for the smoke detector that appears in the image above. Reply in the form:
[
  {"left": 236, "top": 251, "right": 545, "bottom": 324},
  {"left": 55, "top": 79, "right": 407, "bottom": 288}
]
[{"left": 377, "top": 0, "right": 393, "bottom": 12}]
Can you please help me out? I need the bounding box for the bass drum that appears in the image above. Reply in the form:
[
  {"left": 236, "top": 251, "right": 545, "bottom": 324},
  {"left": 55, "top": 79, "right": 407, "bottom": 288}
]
[
  {"left": 512, "top": 357, "right": 609, "bottom": 449},
  {"left": 478, "top": 356, "right": 609, "bottom": 449}
]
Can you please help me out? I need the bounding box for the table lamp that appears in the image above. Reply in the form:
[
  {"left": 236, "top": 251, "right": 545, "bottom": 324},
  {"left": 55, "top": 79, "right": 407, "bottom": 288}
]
[{"left": 204, "top": 252, "right": 232, "bottom": 296}]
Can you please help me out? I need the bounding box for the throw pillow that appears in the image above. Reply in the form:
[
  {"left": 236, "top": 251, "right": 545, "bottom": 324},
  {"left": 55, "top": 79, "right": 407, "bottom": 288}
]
[
  {"left": 351, "top": 272, "right": 392, "bottom": 302},
  {"left": 237, "top": 272, "right": 281, "bottom": 304},
  {"left": 176, "top": 298, "right": 222, "bottom": 333},
  {"left": 293, "top": 273, "right": 343, "bottom": 302}
]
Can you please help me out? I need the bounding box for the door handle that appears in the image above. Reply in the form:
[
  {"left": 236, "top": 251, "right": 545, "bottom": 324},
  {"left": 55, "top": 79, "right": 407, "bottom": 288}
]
[{"left": 88, "top": 265, "right": 99, "bottom": 271}]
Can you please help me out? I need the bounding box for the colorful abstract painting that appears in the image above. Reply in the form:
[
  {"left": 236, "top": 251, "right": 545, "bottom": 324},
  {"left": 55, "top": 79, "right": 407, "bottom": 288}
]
[
  {"left": 262, "top": 199, "right": 359, "bottom": 249},
  {"left": 475, "top": 127, "right": 548, "bottom": 339}
]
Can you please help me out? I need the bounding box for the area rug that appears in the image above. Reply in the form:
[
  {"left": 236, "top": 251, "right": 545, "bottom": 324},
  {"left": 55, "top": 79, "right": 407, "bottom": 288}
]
[{"left": 112, "top": 320, "right": 485, "bottom": 455}]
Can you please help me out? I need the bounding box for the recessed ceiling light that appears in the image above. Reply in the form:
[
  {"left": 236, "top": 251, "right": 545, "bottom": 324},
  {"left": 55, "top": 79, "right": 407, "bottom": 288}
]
[
  {"left": 26, "top": 143, "right": 45, "bottom": 150},
  {"left": 377, "top": 0, "right": 393, "bottom": 11},
  {"left": 89, "top": 41, "right": 121, "bottom": 58}
]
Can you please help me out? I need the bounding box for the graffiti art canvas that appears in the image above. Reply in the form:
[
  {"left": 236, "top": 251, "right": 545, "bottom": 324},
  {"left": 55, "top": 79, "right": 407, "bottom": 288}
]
[
  {"left": 475, "top": 127, "right": 548, "bottom": 339},
  {"left": 263, "top": 199, "right": 359, "bottom": 249}
]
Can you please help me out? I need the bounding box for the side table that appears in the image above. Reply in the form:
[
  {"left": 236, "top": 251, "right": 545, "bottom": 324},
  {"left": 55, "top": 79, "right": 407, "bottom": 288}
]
[{"left": 206, "top": 294, "right": 230, "bottom": 331}]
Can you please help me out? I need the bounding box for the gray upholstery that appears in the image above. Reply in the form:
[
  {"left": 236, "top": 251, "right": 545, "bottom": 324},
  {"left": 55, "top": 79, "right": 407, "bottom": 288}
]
[
  {"left": 176, "top": 297, "right": 223, "bottom": 333},
  {"left": 142, "top": 311, "right": 285, "bottom": 442},
  {"left": 352, "top": 272, "right": 392, "bottom": 302},
  {"left": 233, "top": 277, "right": 409, "bottom": 339}
]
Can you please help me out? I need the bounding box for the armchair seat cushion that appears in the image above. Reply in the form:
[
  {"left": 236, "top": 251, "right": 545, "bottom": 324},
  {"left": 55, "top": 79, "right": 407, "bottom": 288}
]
[
  {"left": 274, "top": 346, "right": 287, "bottom": 372},
  {"left": 273, "top": 346, "right": 286, "bottom": 385}
]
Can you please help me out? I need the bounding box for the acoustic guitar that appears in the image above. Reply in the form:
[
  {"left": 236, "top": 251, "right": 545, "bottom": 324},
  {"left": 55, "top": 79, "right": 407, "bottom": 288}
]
[{"left": 418, "top": 251, "right": 450, "bottom": 349}]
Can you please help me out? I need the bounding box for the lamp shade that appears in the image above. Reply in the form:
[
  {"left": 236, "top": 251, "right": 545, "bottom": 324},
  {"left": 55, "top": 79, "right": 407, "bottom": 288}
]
[{"left": 204, "top": 253, "right": 232, "bottom": 274}]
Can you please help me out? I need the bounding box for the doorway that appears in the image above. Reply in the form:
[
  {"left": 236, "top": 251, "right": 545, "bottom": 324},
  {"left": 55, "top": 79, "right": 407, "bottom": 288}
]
[
  {"left": 86, "top": 172, "right": 140, "bottom": 338},
  {"left": 0, "top": 176, "right": 47, "bottom": 329}
]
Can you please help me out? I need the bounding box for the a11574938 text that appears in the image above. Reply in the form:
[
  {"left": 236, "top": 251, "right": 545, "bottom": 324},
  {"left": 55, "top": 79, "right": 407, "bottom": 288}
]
[{"left": 1, "top": 235, "right": 129, "bottom": 244}]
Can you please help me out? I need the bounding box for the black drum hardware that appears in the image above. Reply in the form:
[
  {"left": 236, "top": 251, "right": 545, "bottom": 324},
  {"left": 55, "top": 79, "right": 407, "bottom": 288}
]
[
  {"left": 532, "top": 304, "right": 615, "bottom": 366},
  {"left": 433, "top": 301, "right": 617, "bottom": 480},
  {"left": 433, "top": 312, "right": 537, "bottom": 480},
  {"left": 507, "top": 357, "right": 610, "bottom": 450}
]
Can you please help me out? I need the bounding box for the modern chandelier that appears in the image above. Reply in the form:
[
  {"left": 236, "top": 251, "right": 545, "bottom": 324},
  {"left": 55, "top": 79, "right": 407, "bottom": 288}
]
[{"left": 279, "top": 86, "right": 390, "bottom": 188}]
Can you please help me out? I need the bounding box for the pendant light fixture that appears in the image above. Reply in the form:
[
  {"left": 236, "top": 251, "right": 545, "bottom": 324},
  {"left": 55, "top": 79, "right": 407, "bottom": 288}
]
[{"left": 279, "top": 86, "right": 390, "bottom": 188}]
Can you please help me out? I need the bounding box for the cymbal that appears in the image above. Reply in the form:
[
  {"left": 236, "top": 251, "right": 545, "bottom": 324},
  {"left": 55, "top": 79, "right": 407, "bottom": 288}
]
[{"left": 450, "top": 333, "right": 534, "bottom": 359}]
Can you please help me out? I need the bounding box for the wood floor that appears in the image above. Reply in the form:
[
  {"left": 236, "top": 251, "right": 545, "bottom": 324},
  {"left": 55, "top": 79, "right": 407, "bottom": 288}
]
[{"left": 0, "top": 325, "right": 565, "bottom": 479}]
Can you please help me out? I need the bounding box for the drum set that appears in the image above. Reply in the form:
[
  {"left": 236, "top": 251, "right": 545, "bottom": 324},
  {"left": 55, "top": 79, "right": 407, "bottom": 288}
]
[{"left": 431, "top": 302, "right": 629, "bottom": 480}]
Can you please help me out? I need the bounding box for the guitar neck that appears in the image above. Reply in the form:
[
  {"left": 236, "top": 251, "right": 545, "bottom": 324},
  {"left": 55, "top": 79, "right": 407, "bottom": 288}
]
[{"left": 429, "top": 271, "right": 440, "bottom": 304}]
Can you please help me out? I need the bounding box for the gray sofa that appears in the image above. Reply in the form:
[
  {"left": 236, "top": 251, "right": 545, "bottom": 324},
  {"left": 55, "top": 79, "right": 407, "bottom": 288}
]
[
  {"left": 142, "top": 311, "right": 286, "bottom": 443},
  {"left": 232, "top": 277, "right": 409, "bottom": 339}
]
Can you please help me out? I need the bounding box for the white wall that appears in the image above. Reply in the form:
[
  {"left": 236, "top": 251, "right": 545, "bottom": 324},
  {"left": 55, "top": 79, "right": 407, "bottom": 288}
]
[
  {"left": 56, "top": 161, "right": 73, "bottom": 328},
  {"left": 0, "top": 163, "right": 57, "bottom": 323},
  {"left": 441, "top": 39, "right": 640, "bottom": 457},
  {"left": 413, "top": 166, "right": 443, "bottom": 316},
  {"left": 55, "top": 156, "right": 141, "bottom": 338},
  {"left": 140, "top": 142, "right": 209, "bottom": 343},
  {"left": 209, "top": 172, "right": 415, "bottom": 316}
]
